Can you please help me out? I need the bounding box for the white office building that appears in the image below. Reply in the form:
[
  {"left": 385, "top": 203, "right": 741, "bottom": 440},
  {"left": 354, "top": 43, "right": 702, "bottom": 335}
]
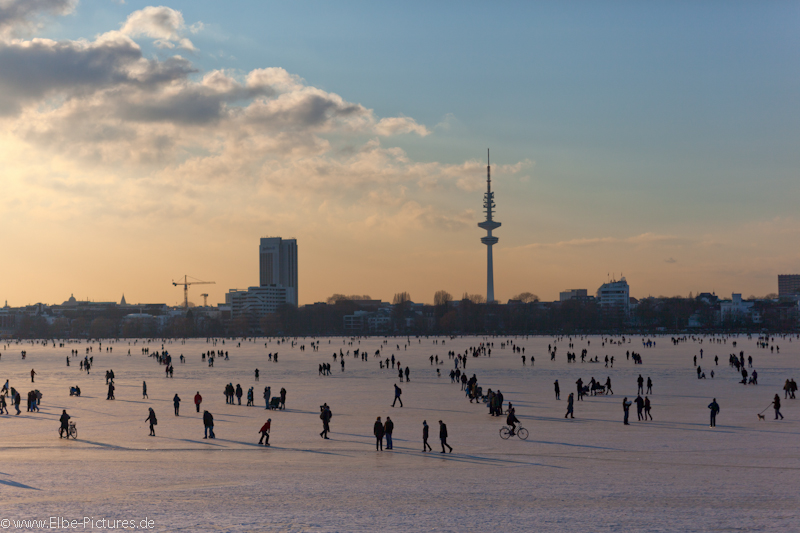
[
  {"left": 226, "top": 286, "right": 290, "bottom": 318},
  {"left": 596, "top": 278, "right": 630, "bottom": 316},
  {"left": 259, "top": 237, "right": 298, "bottom": 306}
]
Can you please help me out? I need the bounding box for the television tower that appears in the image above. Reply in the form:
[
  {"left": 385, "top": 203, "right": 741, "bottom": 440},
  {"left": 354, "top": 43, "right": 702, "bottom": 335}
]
[{"left": 477, "top": 149, "right": 500, "bottom": 303}]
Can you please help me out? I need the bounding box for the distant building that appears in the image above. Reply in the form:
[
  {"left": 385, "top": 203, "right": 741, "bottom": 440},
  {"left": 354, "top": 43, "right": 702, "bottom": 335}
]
[
  {"left": 226, "top": 286, "right": 290, "bottom": 318},
  {"left": 695, "top": 292, "right": 719, "bottom": 304},
  {"left": 259, "top": 237, "right": 298, "bottom": 306},
  {"left": 778, "top": 275, "right": 800, "bottom": 298},
  {"left": 596, "top": 278, "right": 630, "bottom": 316},
  {"left": 720, "top": 293, "right": 758, "bottom": 323},
  {"left": 560, "top": 289, "right": 588, "bottom": 302}
]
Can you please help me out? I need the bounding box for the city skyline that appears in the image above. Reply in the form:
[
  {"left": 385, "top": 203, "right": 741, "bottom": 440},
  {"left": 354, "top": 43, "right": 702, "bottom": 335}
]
[{"left": 2, "top": 1, "right": 800, "bottom": 306}]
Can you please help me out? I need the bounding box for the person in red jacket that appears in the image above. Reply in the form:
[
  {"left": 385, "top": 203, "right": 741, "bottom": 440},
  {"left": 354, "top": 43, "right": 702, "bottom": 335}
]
[
  {"left": 194, "top": 392, "right": 202, "bottom": 413},
  {"left": 259, "top": 419, "right": 271, "bottom": 446}
]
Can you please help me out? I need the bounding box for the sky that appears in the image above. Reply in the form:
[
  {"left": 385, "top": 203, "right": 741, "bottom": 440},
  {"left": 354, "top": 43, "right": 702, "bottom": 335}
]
[{"left": 1, "top": 0, "right": 799, "bottom": 307}]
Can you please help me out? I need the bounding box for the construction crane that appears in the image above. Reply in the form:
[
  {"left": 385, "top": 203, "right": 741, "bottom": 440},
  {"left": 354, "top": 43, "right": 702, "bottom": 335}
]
[
  {"left": 172, "top": 275, "right": 215, "bottom": 310},
  {"left": 200, "top": 293, "right": 209, "bottom": 307}
]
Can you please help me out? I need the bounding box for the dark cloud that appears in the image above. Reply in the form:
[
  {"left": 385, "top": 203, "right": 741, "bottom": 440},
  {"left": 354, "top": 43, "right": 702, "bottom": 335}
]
[{"left": 0, "top": 35, "right": 195, "bottom": 116}]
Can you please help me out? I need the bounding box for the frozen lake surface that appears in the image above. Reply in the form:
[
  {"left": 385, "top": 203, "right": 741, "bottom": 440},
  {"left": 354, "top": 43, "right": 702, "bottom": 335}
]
[{"left": 0, "top": 334, "right": 798, "bottom": 532}]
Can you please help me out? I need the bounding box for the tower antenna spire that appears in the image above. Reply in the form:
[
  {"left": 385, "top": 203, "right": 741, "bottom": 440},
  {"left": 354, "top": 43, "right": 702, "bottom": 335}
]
[{"left": 478, "top": 149, "right": 501, "bottom": 303}]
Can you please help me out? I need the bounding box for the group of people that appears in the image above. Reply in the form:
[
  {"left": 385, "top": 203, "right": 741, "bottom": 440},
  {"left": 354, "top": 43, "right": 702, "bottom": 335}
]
[{"left": 372, "top": 417, "right": 452, "bottom": 453}]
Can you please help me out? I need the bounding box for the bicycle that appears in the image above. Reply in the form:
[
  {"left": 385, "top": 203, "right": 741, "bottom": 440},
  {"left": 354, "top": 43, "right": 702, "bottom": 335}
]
[
  {"left": 499, "top": 425, "right": 528, "bottom": 440},
  {"left": 60, "top": 421, "right": 77, "bottom": 440}
]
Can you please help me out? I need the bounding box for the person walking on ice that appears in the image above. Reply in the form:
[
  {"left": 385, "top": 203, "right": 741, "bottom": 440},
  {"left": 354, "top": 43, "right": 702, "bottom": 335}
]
[
  {"left": 772, "top": 394, "right": 784, "bottom": 420},
  {"left": 259, "top": 419, "right": 271, "bottom": 446},
  {"left": 392, "top": 384, "right": 403, "bottom": 407},
  {"left": 439, "top": 420, "right": 453, "bottom": 453},
  {"left": 708, "top": 398, "right": 720, "bottom": 427},
  {"left": 554, "top": 380, "right": 560, "bottom": 400},
  {"left": 146, "top": 408, "right": 157, "bottom": 436},
  {"left": 142, "top": 381, "right": 148, "bottom": 399},
  {"left": 565, "top": 392, "right": 574, "bottom": 418},
  {"left": 422, "top": 420, "right": 432, "bottom": 452}
]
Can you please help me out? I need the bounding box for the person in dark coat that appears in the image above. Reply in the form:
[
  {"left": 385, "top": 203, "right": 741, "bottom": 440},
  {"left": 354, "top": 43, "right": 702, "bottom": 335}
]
[
  {"left": 439, "top": 420, "right": 452, "bottom": 453},
  {"left": 235, "top": 384, "right": 243, "bottom": 405},
  {"left": 374, "top": 417, "right": 385, "bottom": 450},
  {"left": 554, "top": 380, "right": 560, "bottom": 400},
  {"left": 319, "top": 404, "right": 331, "bottom": 439},
  {"left": 422, "top": 420, "right": 432, "bottom": 452},
  {"left": 392, "top": 384, "right": 403, "bottom": 407},
  {"left": 708, "top": 398, "right": 720, "bottom": 427},
  {"left": 194, "top": 391, "right": 202, "bottom": 412},
  {"left": 773, "top": 394, "right": 784, "bottom": 420},
  {"left": 173, "top": 394, "right": 181, "bottom": 416},
  {"left": 623, "top": 397, "right": 632, "bottom": 425},
  {"left": 565, "top": 393, "right": 574, "bottom": 418},
  {"left": 384, "top": 416, "right": 394, "bottom": 449},
  {"left": 59, "top": 410, "right": 70, "bottom": 438},
  {"left": 145, "top": 408, "right": 157, "bottom": 436},
  {"left": 203, "top": 410, "right": 215, "bottom": 438}
]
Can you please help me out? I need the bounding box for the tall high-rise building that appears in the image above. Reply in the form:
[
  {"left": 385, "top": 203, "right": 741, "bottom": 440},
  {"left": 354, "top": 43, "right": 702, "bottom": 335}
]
[
  {"left": 259, "top": 237, "right": 298, "bottom": 305},
  {"left": 778, "top": 274, "right": 800, "bottom": 297},
  {"left": 478, "top": 150, "right": 500, "bottom": 303}
]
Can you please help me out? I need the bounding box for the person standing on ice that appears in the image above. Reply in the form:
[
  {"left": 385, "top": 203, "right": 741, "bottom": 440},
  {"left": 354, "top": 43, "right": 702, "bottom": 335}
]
[
  {"left": 263, "top": 386, "right": 271, "bottom": 409},
  {"left": 235, "top": 384, "right": 243, "bottom": 405},
  {"left": 708, "top": 398, "right": 720, "bottom": 427},
  {"left": 59, "top": 410, "right": 70, "bottom": 438},
  {"left": 439, "top": 420, "right": 452, "bottom": 453},
  {"left": 374, "top": 417, "right": 385, "bottom": 450},
  {"left": 194, "top": 391, "right": 202, "bottom": 413},
  {"left": 173, "top": 394, "right": 181, "bottom": 416},
  {"left": 279, "top": 388, "right": 287, "bottom": 409},
  {"left": 622, "top": 397, "right": 632, "bottom": 425},
  {"left": 384, "top": 416, "right": 394, "bottom": 449},
  {"left": 422, "top": 420, "right": 432, "bottom": 452},
  {"left": 637, "top": 375, "right": 644, "bottom": 394},
  {"left": 30, "top": 369, "right": 35, "bottom": 383},
  {"left": 646, "top": 377, "right": 653, "bottom": 394},
  {"left": 392, "top": 384, "right": 403, "bottom": 407},
  {"left": 554, "top": 380, "right": 560, "bottom": 400},
  {"left": 203, "top": 410, "right": 215, "bottom": 438},
  {"left": 145, "top": 408, "right": 157, "bottom": 436}
]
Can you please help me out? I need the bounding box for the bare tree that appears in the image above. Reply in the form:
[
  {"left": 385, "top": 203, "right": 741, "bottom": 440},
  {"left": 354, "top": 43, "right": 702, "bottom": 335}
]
[
  {"left": 392, "top": 292, "right": 411, "bottom": 305},
  {"left": 433, "top": 290, "right": 453, "bottom": 307},
  {"left": 512, "top": 292, "right": 540, "bottom": 303},
  {"left": 462, "top": 292, "right": 486, "bottom": 304}
]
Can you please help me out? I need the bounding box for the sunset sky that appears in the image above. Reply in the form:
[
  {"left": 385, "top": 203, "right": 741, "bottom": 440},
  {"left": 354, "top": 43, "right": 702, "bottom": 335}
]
[{"left": 2, "top": 1, "right": 799, "bottom": 307}]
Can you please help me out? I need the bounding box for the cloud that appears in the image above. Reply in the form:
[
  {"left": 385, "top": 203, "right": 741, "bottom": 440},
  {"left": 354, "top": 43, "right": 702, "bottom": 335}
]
[
  {"left": 515, "top": 233, "right": 692, "bottom": 251},
  {"left": 119, "top": 6, "right": 197, "bottom": 50},
  {"left": 374, "top": 116, "right": 430, "bottom": 136},
  {"left": 0, "top": 0, "right": 76, "bottom": 37},
  {"left": 0, "top": 4, "right": 527, "bottom": 236}
]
